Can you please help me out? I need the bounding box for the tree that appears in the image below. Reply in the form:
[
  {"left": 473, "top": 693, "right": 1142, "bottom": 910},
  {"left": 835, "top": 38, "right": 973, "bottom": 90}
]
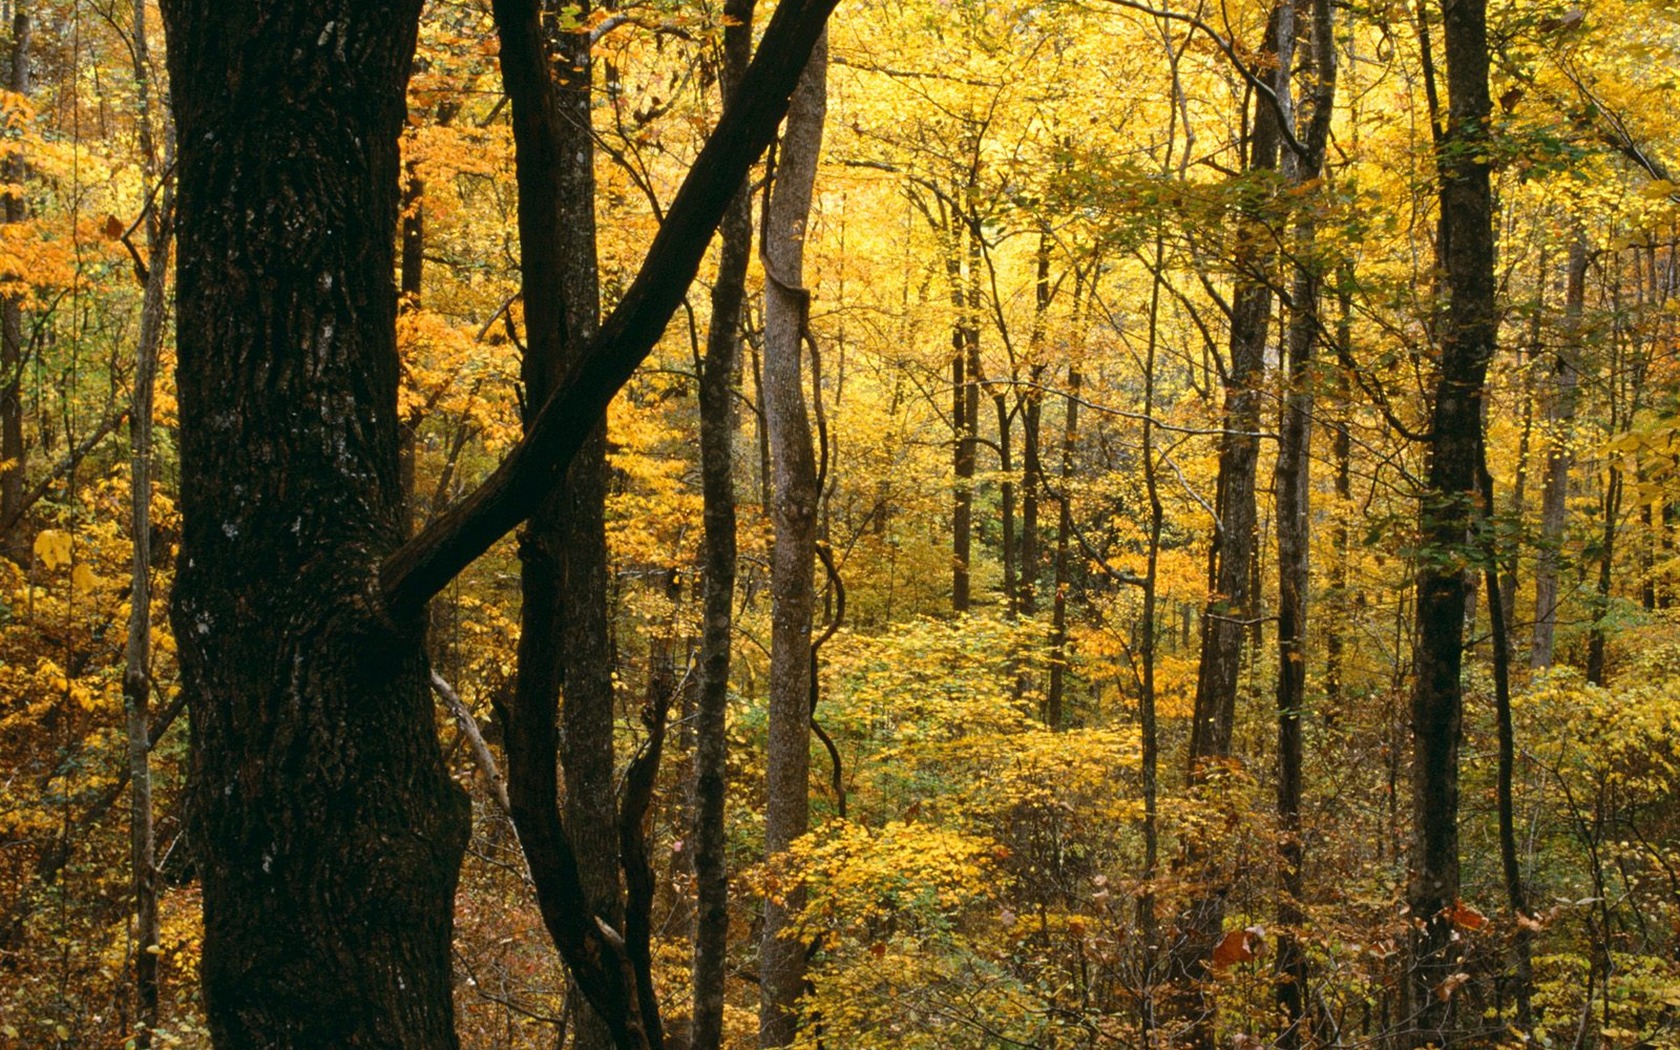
[
  {"left": 162, "top": 2, "right": 471, "bottom": 1045},
  {"left": 161, "top": 0, "right": 839, "bottom": 1042},
  {"left": 1405, "top": 0, "right": 1496, "bottom": 1037},
  {"left": 759, "top": 31, "right": 828, "bottom": 1046}
]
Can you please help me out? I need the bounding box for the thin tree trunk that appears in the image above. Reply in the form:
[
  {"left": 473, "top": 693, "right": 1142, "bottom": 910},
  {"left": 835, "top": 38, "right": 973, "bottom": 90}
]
[
  {"left": 1480, "top": 443, "right": 1535, "bottom": 1032},
  {"left": 691, "top": 3, "right": 755, "bottom": 1047},
  {"left": 1137, "top": 225, "right": 1168, "bottom": 1041},
  {"left": 1175, "top": 7, "right": 1289, "bottom": 1038},
  {"left": 1325, "top": 265, "right": 1353, "bottom": 709},
  {"left": 123, "top": 2, "right": 171, "bottom": 1042},
  {"left": 949, "top": 222, "right": 975, "bottom": 614},
  {"left": 1019, "top": 229, "right": 1050, "bottom": 617},
  {"left": 1406, "top": 0, "right": 1496, "bottom": 1037},
  {"left": 1532, "top": 235, "right": 1586, "bottom": 669},
  {"left": 758, "top": 32, "right": 826, "bottom": 1048},
  {"left": 1275, "top": 0, "right": 1334, "bottom": 1039},
  {"left": 1046, "top": 364, "right": 1080, "bottom": 730},
  {"left": 398, "top": 154, "right": 424, "bottom": 529},
  {"left": 0, "top": 4, "right": 29, "bottom": 564},
  {"left": 996, "top": 391, "right": 1016, "bottom": 615},
  {"left": 1587, "top": 467, "right": 1620, "bottom": 685}
]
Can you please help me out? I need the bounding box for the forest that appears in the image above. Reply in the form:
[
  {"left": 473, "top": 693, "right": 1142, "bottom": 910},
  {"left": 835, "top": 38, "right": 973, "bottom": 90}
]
[{"left": 0, "top": 0, "right": 1677, "bottom": 1047}]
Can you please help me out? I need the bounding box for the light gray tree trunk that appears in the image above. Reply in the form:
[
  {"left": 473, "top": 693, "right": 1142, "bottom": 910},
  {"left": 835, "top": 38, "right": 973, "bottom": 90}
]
[{"left": 758, "top": 31, "right": 826, "bottom": 1048}]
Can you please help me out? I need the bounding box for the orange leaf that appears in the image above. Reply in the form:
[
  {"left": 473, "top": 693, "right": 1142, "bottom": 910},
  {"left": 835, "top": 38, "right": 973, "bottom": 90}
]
[
  {"left": 1448, "top": 900, "right": 1487, "bottom": 931},
  {"left": 1212, "top": 929, "right": 1255, "bottom": 969}
]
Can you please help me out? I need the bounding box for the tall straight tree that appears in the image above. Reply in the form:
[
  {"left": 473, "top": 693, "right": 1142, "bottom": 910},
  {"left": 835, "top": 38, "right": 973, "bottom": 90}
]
[
  {"left": 1407, "top": 0, "right": 1496, "bottom": 1037},
  {"left": 0, "top": 3, "right": 28, "bottom": 563},
  {"left": 1173, "top": 6, "right": 1290, "bottom": 1039},
  {"left": 759, "top": 31, "right": 827, "bottom": 1048},
  {"left": 122, "top": 0, "right": 172, "bottom": 1042},
  {"left": 501, "top": 1, "right": 619, "bottom": 1045},
  {"left": 692, "top": 0, "right": 757, "bottom": 1046},
  {"left": 1273, "top": 0, "right": 1336, "bottom": 1038},
  {"left": 161, "top": 2, "right": 472, "bottom": 1045},
  {"left": 1532, "top": 235, "right": 1586, "bottom": 668}
]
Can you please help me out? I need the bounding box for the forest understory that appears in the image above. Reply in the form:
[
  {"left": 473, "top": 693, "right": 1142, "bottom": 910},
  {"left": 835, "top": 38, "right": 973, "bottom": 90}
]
[{"left": 0, "top": 0, "right": 1677, "bottom": 1047}]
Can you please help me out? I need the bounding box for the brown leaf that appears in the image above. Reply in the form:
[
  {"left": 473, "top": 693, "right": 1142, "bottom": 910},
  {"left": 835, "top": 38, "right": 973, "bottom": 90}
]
[
  {"left": 1436, "top": 971, "right": 1471, "bottom": 1002},
  {"left": 1212, "top": 928, "right": 1255, "bottom": 969},
  {"left": 1448, "top": 900, "right": 1487, "bottom": 931},
  {"left": 102, "top": 214, "right": 124, "bottom": 240}
]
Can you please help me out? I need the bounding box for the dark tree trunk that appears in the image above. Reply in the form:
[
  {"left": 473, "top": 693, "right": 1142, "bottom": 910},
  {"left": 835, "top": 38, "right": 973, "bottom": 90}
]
[
  {"left": 161, "top": 2, "right": 472, "bottom": 1045},
  {"left": 1046, "top": 364, "right": 1079, "bottom": 730},
  {"left": 1480, "top": 445, "right": 1535, "bottom": 1032},
  {"left": 1274, "top": 1, "right": 1334, "bottom": 1041},
  {"left": 1019, "top": 230, "right": 1050, "bottom": 617},
  {"left": 1532, "top": 236, "right": 1585, "bottom": 669},
  {"left": 948, "top": 222, "right": 976, "bottom": 615},
  {"left": 397, "top": 151, "right": 424, "bottom": 527},
  {"left": 1406, "top": 0, "right": 1495, "bottom": 1037},
  {"left": 1324, "top": 265, "right": 1353, "bottom": 709},
  {"left": 0, "top": 4, "right": 29, "bottom": 564},
  {"left": 759, "top": 32, "right": 826, "bottom": 1048},
  {"left": 490, "top": 2, "right": 659, "bottom": 1046},
  {"left": 996, "top": 391, "right": 1016, "bottom": 615},
  {"left": 534, "top": 6, "right": 619, "bottom": 1048},
  {"left": 691, "top": 4, "right": 756, "bottom": 1048},
  {"left": 1587, "top": 468, "right": 1619, "bottom": 685},
  {"left": 1174, "top": 8, "right": 1288, "bottom": 1038}
]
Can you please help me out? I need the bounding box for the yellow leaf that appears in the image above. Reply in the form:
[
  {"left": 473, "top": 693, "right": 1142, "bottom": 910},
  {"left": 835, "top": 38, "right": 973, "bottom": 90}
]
[
  {"left": 34, "top": 528, "right": 71, "bottom": 569},
  {"left": 71, "top": 563, "right": 97, "bottom": 594}
]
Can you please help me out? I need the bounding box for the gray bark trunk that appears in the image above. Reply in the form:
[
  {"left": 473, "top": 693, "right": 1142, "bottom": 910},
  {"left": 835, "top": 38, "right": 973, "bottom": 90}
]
[
  {"left": 758, "top": 32, "right": 826, "bottom": 1048},
  {"left": 124, "top": 1, "right": 171, "bottom": 1042}
]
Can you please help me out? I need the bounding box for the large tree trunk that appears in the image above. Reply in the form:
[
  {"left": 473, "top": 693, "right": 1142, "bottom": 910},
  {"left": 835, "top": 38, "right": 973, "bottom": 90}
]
[
  {"left": 692, "top": 1, "right": 757, "bottom": 1045},
  {"left": 123, "top": 1, "right": 171, "bottom": 1043},
  {"left": 759, "top": 33, "right": 826, "bottom": 1047},
  {"left": 1532, "top": 235, "right": 1585, "bottom": 669},
  {"left": 161, "top": 3, "right": 472, "bottom": 1045},
  {"left": 1406, "top": 0, "right": 1495, "bottom": 1038},
  {"left": 0, "top": 5, "right": 29, "bottom": 564}
]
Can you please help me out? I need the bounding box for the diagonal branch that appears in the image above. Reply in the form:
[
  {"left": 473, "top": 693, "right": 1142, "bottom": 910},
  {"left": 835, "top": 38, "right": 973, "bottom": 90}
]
[{"left": 380, "top": 0, "right": 840, "bottom": 620}]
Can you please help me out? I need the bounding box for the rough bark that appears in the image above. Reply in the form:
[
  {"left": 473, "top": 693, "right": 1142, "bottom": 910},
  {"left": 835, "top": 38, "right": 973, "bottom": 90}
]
[
  {"left": 1406, "top": 0, "right": 1495, "bottom": 1037},
  {"left": 692, "top": 3, "right": 757, "bottom": 1046},
  {"left": 161, "top": 2, "right": 472, "bottom": 1045},
  {"left": 759, "top": 32, "right": 826, "bottom": 1047},
  {"left": 531, "top": 6, "right": 618, "bottom": 1048},
  {"left": 1531, "top": 235, "right": 1585, "bottom": 669}
]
